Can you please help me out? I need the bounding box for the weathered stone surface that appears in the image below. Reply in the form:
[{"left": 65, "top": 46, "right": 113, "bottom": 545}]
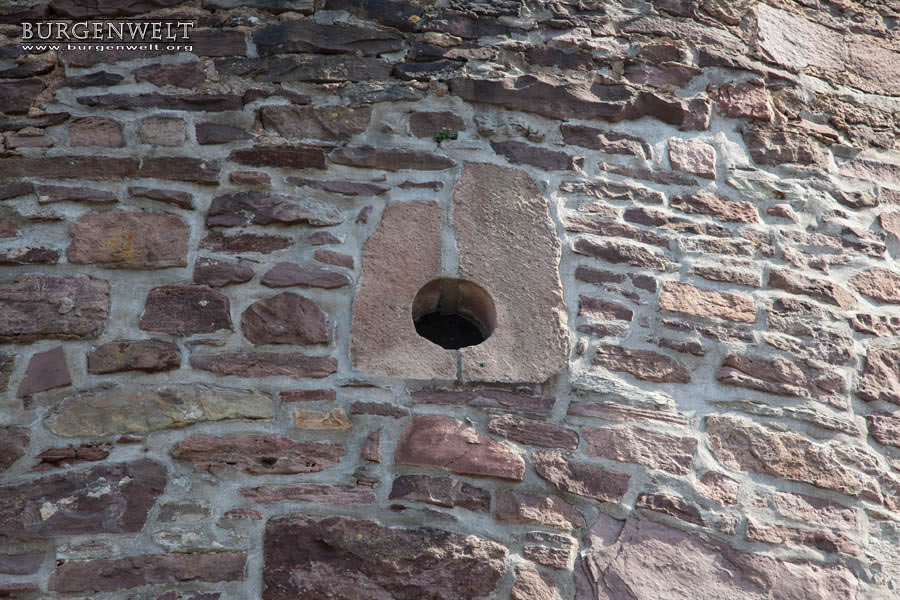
[
  {"left": 488, "top": 415, "right": 579, "bottom": 449},
  {"left": 743, "top": 127, "right": 826, "bottom": 167},
  {"left": 0, "top": 459, "right": 165, "bottom": 540},
  {"left": 241, "top": 484, "right": 374, "bottom": 505},
  {"left": 35, "top": 185, "right": 116, "bottom": 204},
  {"left": 512, "top": 564, "right": 556, "bottom": 600},
  {"left": 769, "top": 268, "right": 856, "bottom": 310},
  {"left": 584, "top": 427, "right": 697, "bottom": 475},
  {"left": 395, "top": 416, "right": 524, "bottom": 480},
  {"left": 389, "top": 474, "right": 490, "bottom": 512},
  {"left": 746, "top": 518, "right": 859, "bottom": 555},
  {"left": 216, "top": 54, "right": 392, "bottom": 83},
  {"left": 293, "top": 409, "right": 351, "bottom": 431},
  {"left": 287, "top": 177, "right": 389, "bottom": 197},
  {"left": 670, "top": 192, "right": 757, "bottom": 223},
  {"left": 0, "top": 247, "right": 60, "bottom": 265},
  {"left": 190, "top": 352, "right": 337, "bottom": 378},
  {"left": 868, "top": 414, "right": 900, "bottom": 448},
  {"left": 229, "top": 145, "right": 326, "bottom": 169},
  {"left": 594, "top": 345, "right": 691, "bottom": 383},
  {"left": 46, "top": 385, "right": 272, "bottom": 437},
  {"left": 576, "top": 516, "right": 859, "bottom": 600},
  {"left": 261, "top": 105, "right": 371, "bottom": 140},
  {"left": 0, "top": 78, "right": 45, "bottom": 113},
  {"left": 849, "top": 268, "right": 900, "bottom": 304},
  {"left": 773, "top": 492, "right": 856, "bottom": 530},
  {"left": 193, "top": 257, "right": 254, "bottom": 288},
  {"left": 668, "top": 138, "right": 715, "bottom": 178},
  {"left": 34, "top": 443, "right": 112, "bottom": 471},
  {"left": 254, "top": 18, "right": 403, "bottom": 56},
  {"left": 410, "top": 111, "right": 466, "bottom": 138},
  {"left": 455, "top": 163, "right": 568, "bottom": 382},
  {"left": 0, "top": 181, "right": 32, "bottom": 201},
  {"left": 412, "top": 389, "right": 554, "bottom": 417},
  {"left": 0, "top": 156, "right": 135, "bottom": 181},
  {"left": 756, "top": 4, "right": 843, "bottom": 72},
  {"left": 362, "top": 430, "right": 380, "bottom": 463},
  {"left": 330, "top": 146, "right": 454, "bottom": 171},
  {"left": 313, "top": 248, "right": 354, "bottom": 269},
  {"left": 139, "top": 117, "right": 186, "bottom": 146},
  {"left": 78, "top": 93, "right": 242, "bottom": 112},
  {"left": 0, "top": 275, "right": 108, "bottom": 343},
  {"left": 231, "top": 170, "right": 270, "bottom": 185},
  {"left": 716, "top": 81, "right": 772, "bottom": 121},
  {"left": 201, "top": 231, "right": 293, "bottom": 254},
  {"left": 659, "top": 282, "right": 756, "bottom": 323},
  {"left": 697, "top": 471, "right": 739, "bottom": 505},
  {"left": 261, "top": 263, "right": 350, "bottom": 289},
  {"left": 349, "top": 401, "right": 408, "bottom": 418},
  {"left": 129, "top": 186, "right": 194, "bottom": 210},
  {"left": 68, "top": 117, "right": 125, "bottom": 147},
  {"left": 17, "top": 346, "right": 71, "bottom": 397},
  {"left": 574, "top": 238, "right": 670, "bottom": 271},
  {"left": 173, "top": 434, "right": 342, "bottom": 475},
  {"left": 578, "top": 296, "right": 634, "bottom": 321},
  {"left": 196, "top": 122, "right": 252, "bottom": 145},
  {"left": 68, "top": 211, "right": 188, "bottom": 268},
  {"left": 534, "top": 451, "right": 630, "bottom": 503},
  {"left": 140, "top": 285, "right": 232, "bottom": 336},
  {"left": 263, "top": 515, "right": 507, "bottom": 600},
  {"left": 138, "top": 157, "right": 221, "bottom": 184},
  {"left": 242, "top": 292, "right": 328, "bottom": 346},
  {"left": 494, "top": 489, "right": 585, "bottom": 529},
  {"left": 0, "top": 427, "right": 28, "bottom": 473},
  {"left": 0, "top": 552, "right": 42, "bottom": 575},
  {"left": 491, "top": 140, "right": 582, "bottom": 171},
  {"left": 561, "top": 124, "right": 650, "bottom": 158},
  {"left": 48, "top": 552, "right": 246, "bottom": 593},
  {"left": 134, "top": 61, "right": 206, "bottom": 88},
  {"left": 857, "top": 346, "right": 900, "bottom": 404},
  {"left": 207, "top": 192, "right": 341, "bottom": 228},
  {"left": 351, "top": 200, "right": 455, "bottom": 379},
  {"left": 706, "top": 414, "right": 881, "bottom": 501},
  {"left": 635, "top": 492, "right": 705, "bottom": 527},
  {"left": 718, "top": 353, "right": 846, "bottom": 407}
]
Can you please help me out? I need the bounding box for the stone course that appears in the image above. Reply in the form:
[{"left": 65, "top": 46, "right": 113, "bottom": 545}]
[{"left": 2, "top": 1, "right": 900, "bottom": 598}]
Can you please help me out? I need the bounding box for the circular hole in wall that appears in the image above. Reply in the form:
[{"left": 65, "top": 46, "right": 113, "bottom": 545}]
[{"left": 412, "top": 278, "right": 496, "bottom": 350}]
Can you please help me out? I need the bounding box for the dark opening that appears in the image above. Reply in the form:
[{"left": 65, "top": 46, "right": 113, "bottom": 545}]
[{"left": 412, "top": 278, "right": 496, "bottom": 350}]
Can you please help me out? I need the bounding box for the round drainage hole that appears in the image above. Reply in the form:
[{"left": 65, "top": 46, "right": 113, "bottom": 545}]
[{"left": 412, "top": 278, "right": 496, "bottom": 350}]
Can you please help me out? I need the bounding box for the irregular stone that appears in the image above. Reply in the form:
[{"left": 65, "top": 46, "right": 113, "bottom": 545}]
[
  {"left": 756, "top": 4, "right": 844, "bottom": 72},
  {"left": 566, "top": 219, "right": 667, "bottom": 248},
  {"left": 173, "top": 434, "right": 342, "bottom": 475},
  {"left": 743, "top": 126, "right": 826, "bottom": 167},
  {"left": 395, "top": 415, "right": 525, "bottom": 480},
  {"left": 858, "top": 346, "right": 900, "bottom": 404},
  {"left": 158, "top": 500, "right": 211, "bottom": 523},
  {"left": 241, "top": 484, "right": 374, "bottom": 505},
  {"left": 230, "top": 170, "right": 270, "bottom": 185},
  {"left": 48, "top": 552, "right": 246, "bottom": 594},
  {"left": 190, "top": 352, "right": 336, "bottom": 378},
  {"left": 201, "top": 231, "right": 293, "bottom": 254},
  {"left": 68, "top": 117, "right": 124, "bottom": 147},
  {"left": 281, "top": 389, "right": 335, "bottom": 403},
  {"left": 0, "top": 427, "right": 28, "bottom": 473},
  {"left": 0, "top": 275, "right": 108, "bottom": 343},
  {"left": 594, "top": 345, "right": 691, "bottom": 383},
  {"left": 671, "top": 192, "right": 757, "bottom": 223},
  {"left": 534, "top": 451, "right": 630, "bottom": 503},
  {"left": 692, "top": 265, "right": 761, "bottom": 287},
  {"left": 0, "top": 459, "right": 165, "bottom": 540},
  {"left": 659, "top": 282, "right": 756, "bottom": 323},
  {"left": 287, "top": 177, "right": 388, "bottom": 197},
  {"left": 362, "top": 430, "right": 380, "bottom": 463},
  {"left": 668, "top": 138, "right": 716, "bottom": 178},
  {"left": 455, "top": 163, "right": 568, "bottom": 382},
  {"left": 849, "top": 268, "right": 900, "bottom": 304},
  {"left": 410, "top": 111, "right": 466, "bottom": 138},
  {"left": 706, "top": 414, "right": 880, "bottom": 500},
  {"left": 330, "top": 146, "right": 454, "bottom": 171},
  {"left": 567, "top": 180, "right": 665, "bottom": 205},
  {"left": 35, "top": 185, "right": 115, "bottom": 204},
  {"left": 262, "top": 515, "right": 506, "bottom": 600},
  {"left": 576, "top": 516, "right": 859, "bottom": 600},
  {"left": 216, "top": 54, "right": 392, "bottom": 83},
  {"left": 584, "top": 427, "right": 697, "bottom": 475},
  {"left": 697, "top": 471, "right": 739, "bottom": 505},
  {"left": 193, "top": 257, "right": 254, "bottom": 288},
  {"left": 491, "top": 140, "right": 582, "bottom": 171},
  {"left": 746, "top": 518, "right": 859, "bottom": 555},
  {"left": 207, "top": 192, "right": 340, "bottom": 228},
  {"left": 412, "top": 388, "right": 554, "bottom": 417},
  {"left": 293, "top": 409, "right": 351, "bottom": 431},
  {"left": 0, "top": 552, "right": 42, "bottom": 575},
  {"left": 196, "top": 122, "right": 252, "bottom": 145},
  {"left": 351, "top": 200, "right": 455, "bottom": 379},
  {"left": 128, "top": 186, "right": 194, "bottom": 210},
  {"left": 494, "top": 489, "right": 585, "bottom": 529},
  {"left": 773, "top": 491, "right": 857, "bottom": 530},
  {"left": 241, "top": 292, "right": 328, "bottom": 346},
  {"left": 0, "top": 112, "right": 69, "bottom": 132},
  {"left": 204, "top": 0, "right": 313, "bottom": 11},
  {"left": 349, "top": 401, "right": 408, "bottom": 418},
  {"left": 133, "top": 61, "right": 206, "bottom": 88},
  {"left": 261, "top": 262, "right": 351, "bottom": 289},
  {"left": 138, "top": 157, "right": 221, "bottom": 185},
  {"left": 34, "top": 442, "right": 112, "bottom": 471},
  {"left": 523, "top": 545, "right": 570, "bottom": 571},
  {"left": 769, "top": 268, "right": 856, "bottom": 309},
  {"left": 487, "top": 415, "right": 578, "bottom": 449},
  {"left": 78, "top": 93, "right": 242, "bottom": 112},
  {"left": 841, "top": 156, "right": 900, "bottom": 187},
  {"left": 869, "top": 414, "right": 900, "bottom": 447},
  {"left": 635, "top": 492, "right": 704, "bottom": 527},
  {"left": 389, "top": 474, "right": 490, "bottom": 512},
  {"left": 68, "top": 210, "right": 188, "bottom": 268},
  {"left": 574, "top": 238, "right": 670, "bottom": 271},
  {"left": 0, "top": 78, "right": 45, "bottom": 113},
  {"left": 139, "top": 117, "right": 186, "bottom": 146},
  {"left": 139, "top": 285, "right": 231, "bottom": 336},
  {"left": 0, "top": 181, "right": 33, "bottom": 200},
  {"left": 567, "top": 401, "right": 688, "bottom": 426},
  {"left": 0, "top": 247, "right": 59, "bottom": 265},
  {"left": 261, "top": 104, "right": 371, "bottom": 140},
  {"left": 512, "top": 564, "right": 556, "bottom": 600},
  {"left": 229, "top": 145, "right": 326, "bottom": 169},
  {"left": 716, "top": 81, "right": 773, "bottom": 121},
  {"left": 313, "top": 248, "right": 353, "bottom": 269},
  {"left": 254, "top": 18, "right": 402, "bottom": 56},
  {"left": 560, "top": 124, "right": 650, "bottom": 158},
  {"left": 46, "top": 384, "right": 272, "bottom": 437},
  {"left": 717, "top": 353, "right": 846, "bottom": 407},
  {"left": 17, "top": 347, "right": 71, "bottom": 397}
]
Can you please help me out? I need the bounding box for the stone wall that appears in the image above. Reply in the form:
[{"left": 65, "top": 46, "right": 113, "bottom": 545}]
[{"left": 1, "top": 0, "right": 900, "bottom": 598}]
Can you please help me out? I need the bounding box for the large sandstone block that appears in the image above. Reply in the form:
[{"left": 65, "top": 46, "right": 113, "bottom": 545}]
[
  {"left": 68, "top": 210, "right": 188, "bottom": 268},
  {"left": 0, "top": 275, "right": 108, "bottom": 343}
]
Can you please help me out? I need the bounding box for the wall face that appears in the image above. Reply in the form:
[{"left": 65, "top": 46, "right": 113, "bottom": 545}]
[{"left": 2, "top": 0, "right": 900, "bottom": 598}]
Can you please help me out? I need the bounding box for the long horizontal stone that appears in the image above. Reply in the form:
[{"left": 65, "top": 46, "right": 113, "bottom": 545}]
[
  {"left": 190, "top": 352, "right": 337, "bottom": 378},
  {"left": 173, "top": 433, "right": 343, "bottom": 475}
]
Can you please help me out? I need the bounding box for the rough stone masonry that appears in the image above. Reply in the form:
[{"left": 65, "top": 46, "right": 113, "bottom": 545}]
[{"left": 1, "top": 0, "right": 900, "bottom": 598}]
